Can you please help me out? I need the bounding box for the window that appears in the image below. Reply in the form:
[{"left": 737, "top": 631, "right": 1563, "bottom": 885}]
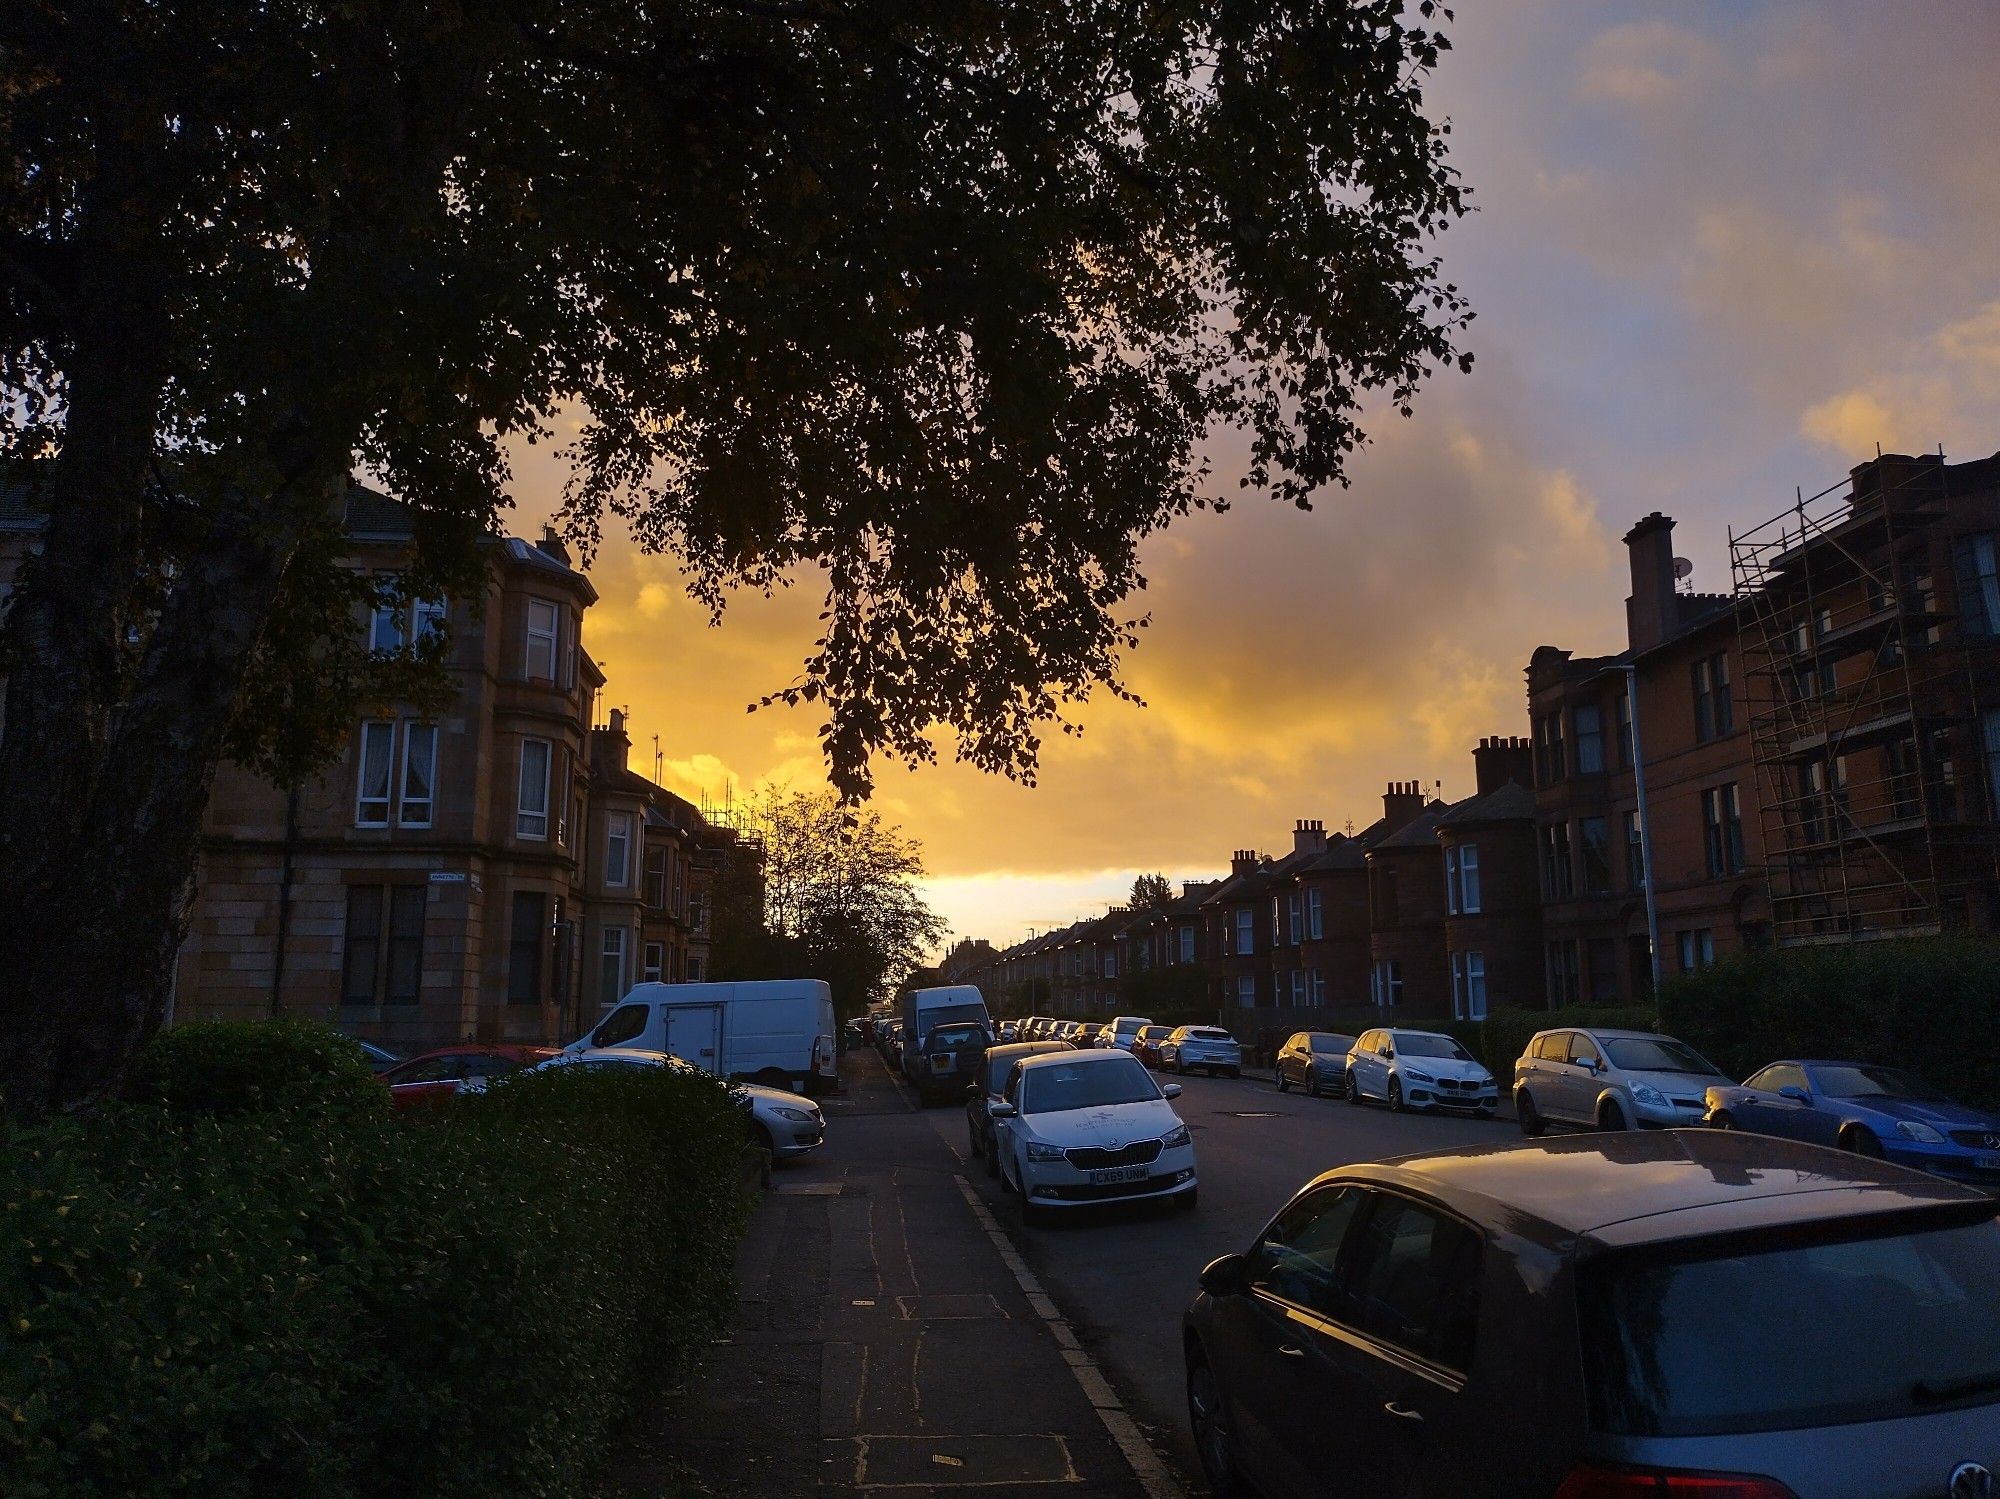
[
  {"left": 1541, "top": 822, "right": 1574, "bottom": 900},
  {"left": 1457, "top": 843, "right": 1480, "bottom": 914},
  {"left": 356, "top": 721, "right": 395, "bottom": 826},
  {"left": 342, "top": 886, "right": 383, "bottom": 1002},
  {"left": 1310, "top": 969, "right": 1326, "bottom": 1004},
  {"left": 1534, "top": 711, "right": 1567, "bottom": 785},
  {"left": 1587, "top": 936, "right": 1618, "bottom": 1005},
  {"left": 605, "top": 812, "right": 633, "bottom": 887},
  {"left": 642, "top": 941, "right": 665, "bottom": 983},
  {"left": 525, "top": 599, "right": 560, "bottom": 680},
  {"left": 1701, "top": 784, "right": 1744, "bottom": 876},
  {"left": 1575, "top": 703, "right": 1605, "bottom": 774},
  {"left": 1248, "top": 1186, "right": 1366, "bottom": 1316},
  {"left": 593, "top": 1001, "right": 647, "bottom": 1046},
  {"left": 1952, "top": 533, "right": 2000, "bottom": 636},
  {"left": 517, "top": 738, "right": 552, "bottom": 840},
  {"left": 1103, "top": 950, "right": 1117, "bottom": 979},
  {"left": 508, "top": 892, "right": 546, "bottom": 1003},
  {"left": 1693, "top": 652, "right": 1733, "bottom": 741},
  {"left": 1615, "top": 688, "right": 1633, "bottom": 768},
  {"left": 1235, "top": 974, "right": 1256, "bottom": 1006},
  {"left": 370, "top": 585, "right": 406, "bottom": 653},
  {"left": 1533, "top": 1032, "right": 1568, "bottom": 1063},
  {"left": 414, "top": 597, "right": 447, "bottom": 644},
  {"left": 1452, "top": 951, "right": 1487, "bottom": 1021},
  {"left": 398, "top": 722, "right": 438, "bottom": 827},
  {"left": 1290, "top": 969, "right": 1306, "bottom": 1004},
  {"left": 1341, "top": 1196, "right": 1482, "bottom": 1371},
  {"left": 1370, "top": 959, "right": 1403, "bottom": 1008},
  {"left": 1566, "top": 1032, "right": 1603, "bottom": 1068},
  {"left": 1234, "top": 908, "right": 1254, "bottom": 956},
  {"left": 1985, "top": 711, "right": 2000, "bottom": 819},
  {"left": 1623, "top": 809, "right": 1646, "bottom": 889},
  {"left": 386, "top": 886, "right": 425, "bottom": 1003},
  {"left": 1307, "top": 888, "right": 1324, "bottom": 940},
  {"left": 1546, "top": 939, "right": 1581, "bottom": 1006},
  {"left": 1444, "top": 845, "right": 1459, "bottom": 915},
  {"left": 1677, "top": 928, "right": 1715, "bottom": 972},
  {"left": 1745, "top": 1063, "right": 1809, "bottom": 1095},
  {"left": 1579, "top": 816, "right": 1612, "bottom": 894},
  {"left": 687, "top": 955, "right": 704, "bottom": 981},
  {"left": 643, "top": 847, "right": 667, "bottom": 910},
  {"left": 600, "top": 926, "right": 628, "bottom": 1005},
  {"left": 1179, "top": 925, "right": 1196, "bottom": 964},
  {"left": 1287, "top": 893, "right": 1302, "bottom": 945}
]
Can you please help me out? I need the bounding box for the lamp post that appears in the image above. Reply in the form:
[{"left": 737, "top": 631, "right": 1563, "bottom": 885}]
[{"left": 1622, "top": 663, "right": 1664, "bottom": 995}]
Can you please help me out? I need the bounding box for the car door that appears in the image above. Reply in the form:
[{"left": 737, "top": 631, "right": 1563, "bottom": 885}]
[
  {"left": 1204, "top": 1185, "right": 1381, "bottom": 1497},
  {"left": 1746, "top": 1062, "right": 1836, "bottom": 1144},
  {"left": 1277, "top": 1034, "right": 1300, "bottom": 1086},
  {"left": 1559, "top": 1032, "right": 1604, "bottom": 1122},
  {"left": 1348, "top": 1031, "right": 1377, "bottom": 1098}
]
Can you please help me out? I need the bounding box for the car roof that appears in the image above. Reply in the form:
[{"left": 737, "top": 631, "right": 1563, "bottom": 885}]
[
  {"left": 1563, "top": 1027, "right": 1673, "bottom": 1042},
  {"left": 986, "top": 1041, "right": 1070, "bottom": 1061},
  {"left": 1016, "top": 1048, "right": 1143, "bottom": 1070},
  {"left": 1307, "top": 1130, "right": 1991, "bottom": 1245}
]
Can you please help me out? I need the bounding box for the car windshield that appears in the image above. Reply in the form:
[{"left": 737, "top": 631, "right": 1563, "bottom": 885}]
[
  {"left": 1114, "top": 1018, "right": 1145, "bottom": 1033},
  {"left": 1186, "top": 1029, "right": 1234, "bottom": 1043},
  {"left": 919, "top": 1003, "right": 988, "bottom": 1034},
  {"left": 1311, "top": 1034, "right": 1352, "bottom": 1054},
  {"left": 1396, "top": 1034, "right": 1472, "bottom": 1061},
  {"left": 1581, "top": 1213, "right": 2000, "bottom": 1436},
  {"left": 1603, "top": 1037, "right": 1717, "bottom": 1074},
  {"left": 1812, "top": 1064, "right": 1931, "bottom": 1100},
  {"left": 1021, "top": 1058, "right": 1159, "bottom": 1115},
  {"left": 927, "top": 1024, "right": 988, "bottom": 1049}
]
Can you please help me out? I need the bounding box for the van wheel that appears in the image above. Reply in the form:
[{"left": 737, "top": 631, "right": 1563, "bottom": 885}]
[
  {"left": 755, "top": 1068, "right": 792, "bottom": 1089},
  {"left": 1517, "top": 1090, "right": 1546, "bottom": 1137}
]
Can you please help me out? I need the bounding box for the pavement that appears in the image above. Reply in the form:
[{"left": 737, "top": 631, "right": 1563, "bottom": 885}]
[{"left": 610, "top": 1047, "right": 1177, "bottom": 1498}]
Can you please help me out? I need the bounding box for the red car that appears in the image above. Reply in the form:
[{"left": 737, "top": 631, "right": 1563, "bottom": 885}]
[
  {"left": 379, "top": 1045, "right": 559, "bottom": 1111},
  {"left": 1132, "top": 1024, "right": 1175, "bottom": 1069}
]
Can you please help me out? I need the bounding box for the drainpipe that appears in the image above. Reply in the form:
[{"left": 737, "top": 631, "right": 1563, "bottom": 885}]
[
  {"left": 270, "top": 785, "right": 300, "bottom": 1018},
  {"left": 1622, "top": 664, "right": 1664, "bottom": 996}
]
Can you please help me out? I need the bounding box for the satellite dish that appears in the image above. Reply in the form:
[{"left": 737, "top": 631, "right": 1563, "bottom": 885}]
[{"left": 1673, "top": 556, "right": 1694, "bottom": 580}]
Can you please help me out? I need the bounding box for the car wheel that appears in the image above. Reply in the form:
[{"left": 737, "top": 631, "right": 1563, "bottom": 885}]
[
  {"left": 1276, "top": 1070, "right": 1290, "bottom": 1093},
  {"left": 1517, "top": 1090, "right": 1545, "bottom": 1137},
  {"left": 1304, "top": 1071, "right": 1319, "bottom": 1098},
  {"left": 1388, "top": 1076, "right": 1405, "bottom": 1113},
  {"left": 1710, "top": 1110, "right": 1736, "bottom": 1131},
  {"left": 755, "top": 1121, "right": 776, "bottom": 1154},
  {"left": 1843, "top": 1126, "right": 1885, "bottom": 1157},
  {"left": 1226, "top": 1067, "right": 1240, "bottom": 1079},
  {"left": 1348, "top": 1075, "right": 1365, "bottom": 1106},
  {"left": 1187, "top": 1358, "right": 1249, "bottom": 1499},
  {"left": 1598, "top": 1099, "right": 1628, "bottom": 1132}
]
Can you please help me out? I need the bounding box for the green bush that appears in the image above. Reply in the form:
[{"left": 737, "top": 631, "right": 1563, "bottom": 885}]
[
  {"left": 1660, "top": 938, "right": 2000, "bottom": 1107},
  {"left": 0, "top": 1059, "right": 751, "bottom": 1498},
  {"left": 1435, "top": 1019, "right": 1487, "bottom": 1067},
  {"left": 1477, "top": 1005, "right": 1659, "bottom": 1075},
  {"left": 124, "top": 1017, "right": 386, "bottom": 1120}
]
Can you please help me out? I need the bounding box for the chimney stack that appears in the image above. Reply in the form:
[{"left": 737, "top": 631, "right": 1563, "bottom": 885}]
[
  {"left": 1230, "top": 849, "right": 1260, "bottom": 877},
  {"left": 596, "top": 706, "right": 632, "bottom": 773},
  {"left": 1292, "top": 818, "right": 1328, "bottom": 854},
  {"left": 538, "top": 524, "right": 572, "bottom": 566},
  {"left": 1382, "top": 781, "right": 1426, "bottom": 835},
  {"left": 1472, "top": 735, "right": 1534, "bottom": 795},
  {"left": 1624, "top": 512, "right": 1678, "bottom": 654}
]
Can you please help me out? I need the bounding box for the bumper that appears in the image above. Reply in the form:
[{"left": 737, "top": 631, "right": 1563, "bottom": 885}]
[
  {"left": 1883, "top": 1142, "right": 2000, "bottom": 1187},
  {"left": 766, "top": 1116, "right": 826, "bottom": 1157},
  {"left": 1406, "top": 1082, "right": 1497, "bottom": 1111},
  {"left": 1020, "top": 1145, "right": 1198, "bottom": 1205},
  {"left": 1633, "top": 1100, "right": 1709, "bottom": 1128},
  {"left": 1176, "top": 1049, "right": 1241, "bottom": 1069}
]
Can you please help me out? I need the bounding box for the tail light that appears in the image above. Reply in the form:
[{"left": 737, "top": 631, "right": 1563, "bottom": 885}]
[{"left": 1555, "top": 1465, "right": 1798, "bottom": 1499}]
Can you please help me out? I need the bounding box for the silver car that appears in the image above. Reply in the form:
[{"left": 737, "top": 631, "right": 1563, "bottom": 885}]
[
  {"left": 1514, "top": 1026, "right": 1730, "bottom": 1135},
  {"left": 1161, "top": 1026, "right": 1241, "bottom": 1078}
]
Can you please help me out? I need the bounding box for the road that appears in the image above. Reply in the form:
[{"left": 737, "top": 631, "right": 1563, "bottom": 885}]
[{"left": 909, "top": 1060, "right": 1515, "bottom": 1486}]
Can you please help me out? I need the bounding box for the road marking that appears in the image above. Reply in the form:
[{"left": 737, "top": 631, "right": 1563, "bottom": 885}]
[{"left": 953, "top": 1176, "right": 1181, "bottom": 1499}]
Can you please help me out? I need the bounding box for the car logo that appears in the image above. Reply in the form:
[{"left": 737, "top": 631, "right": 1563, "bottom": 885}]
[
  {"left": 1952, "top": 1462, "right": 1996, "bottom": 1499},
  {"left": 1983, "top": 1133, "right": 2000, "bottom": 1151}
]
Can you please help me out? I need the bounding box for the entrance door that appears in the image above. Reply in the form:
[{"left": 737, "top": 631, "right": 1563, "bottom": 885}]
[{"left": 665, "top": 1005, "right": 723, "bottom": 1073}]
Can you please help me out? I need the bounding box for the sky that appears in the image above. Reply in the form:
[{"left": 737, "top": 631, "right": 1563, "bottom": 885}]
[{"left": 505, "top": 1, "right": 2000, "bottom": 953}]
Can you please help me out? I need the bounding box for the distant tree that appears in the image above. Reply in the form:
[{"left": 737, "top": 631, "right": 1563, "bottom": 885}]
[
  {"left": 1128, "top": 873, "right": 1176, "bottom": 910},
  {"left": 1, "top": 1, "right": 1469, "bottom": 1114}
]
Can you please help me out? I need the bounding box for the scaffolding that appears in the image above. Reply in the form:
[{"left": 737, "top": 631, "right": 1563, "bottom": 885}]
[{"left": 1731, "top": 453, "right": 1990, "bottom": 943}]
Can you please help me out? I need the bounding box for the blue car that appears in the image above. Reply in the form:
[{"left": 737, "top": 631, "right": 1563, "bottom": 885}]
[{"left": 1704, "top": 1059, "right": 2000, "bottom": 1187}]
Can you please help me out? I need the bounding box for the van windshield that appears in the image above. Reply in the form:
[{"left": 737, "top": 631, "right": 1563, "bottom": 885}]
[{"left": 1580, "top": 1214, "right": 2000, "bottom": 1435}]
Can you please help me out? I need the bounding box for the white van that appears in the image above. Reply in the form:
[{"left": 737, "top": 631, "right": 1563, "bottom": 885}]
[
  {"left": 895, "top": 984, "right": 994, "bottom": 1089},
  {"left": 564, "top": 980, "right": 837, "bottom": 1092}
]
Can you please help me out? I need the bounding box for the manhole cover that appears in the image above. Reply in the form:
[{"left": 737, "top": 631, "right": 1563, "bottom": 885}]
[{"left": 1227, "top": 1111, "right": 1279, "bottom": 1119}]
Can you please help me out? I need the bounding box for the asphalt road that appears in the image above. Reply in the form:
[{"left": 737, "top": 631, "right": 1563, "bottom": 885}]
[{"left": 915, "top": 1064, "right": 1516, "bottom": 1487}]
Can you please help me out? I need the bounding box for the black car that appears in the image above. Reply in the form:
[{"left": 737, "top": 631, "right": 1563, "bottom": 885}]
[
  {"left": 911, "top": 1020, "right": 992, "bottom": 1104},
  {"left": 964, "top": 1040, "right": 1074, "bottom": 1175},
  {"left": 1183, "top": 1130, "right": 2000, "bottom": 1498},
  {"left": 1274, "top": 1031, "right": 1355, "bottom": 1098}
]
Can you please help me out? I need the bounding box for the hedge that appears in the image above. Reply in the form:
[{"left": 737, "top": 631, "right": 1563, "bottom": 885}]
[
  {"left": 1660, "top": 938, "right": 2000, "bottom": 1109},
  {"left": 0, "top": 1027, "right": 752, "bottom": 1498},
  {"left": 124, "top": 1016, "right": 387, "bottom": 1120},
  {"left": 1441, "top": 1006, "right": 1659, "bottom": 1071}
]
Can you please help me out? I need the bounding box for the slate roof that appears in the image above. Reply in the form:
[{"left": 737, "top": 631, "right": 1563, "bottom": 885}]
[
  {"left": 1371, "top": 799, "right": 1456, "bottom": 851},
  {"left": 1436, "top": 780, "right": 1537, "bottom": 827}
]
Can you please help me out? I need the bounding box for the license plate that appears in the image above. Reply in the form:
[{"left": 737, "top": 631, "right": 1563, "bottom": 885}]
[
  {"left": 1090, "top": 1165, "right": 1148, "bottom": 1185},
  {"left": 1977, "top": 1154, "right": 2000, "bottom": 1172},
  {"left": 932, "top": 1056, "right": 951, "bottom": 1072}
]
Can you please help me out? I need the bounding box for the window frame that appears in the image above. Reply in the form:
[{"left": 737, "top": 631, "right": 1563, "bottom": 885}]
[
  {"left": 356, "top": 721, "right": 396, "bottom": 827},
  {"left": 517, "top": 737, "right": 553, "bottom": 841},
  {"left": 604, "top": 811, "right": 633, "bottom": 888},
  {"left": 1574, "top": 702, "right": 1606, "bottom": 775},
  {"left": 600, "top": 925, "right": 628, "bottom": 1006},
  {"left": 525, "top": 598, "right": 561, "bottom": 681},
  {"left": 642, "top": 941, "right": 665, "bottom": 983},
  {"left": 397, "top": 721, "right": 438, "bottom": 828}
]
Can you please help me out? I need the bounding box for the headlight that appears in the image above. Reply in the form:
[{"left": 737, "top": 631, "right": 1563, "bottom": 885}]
[
  {"left": 1159, "top": 1124, "right": 1191, "bottom": 1149},
  {"left": 1896, "top": 1120, "right": 1945, "bottom": 1144},
  {"left": 1631, "top": 1085, "right": 1668, "bottom": 1107},
  {"left": 1026, "top": 1141, "right": 1067, "bottom": 1161},
  {"left": 772, "top": 1106, "right": 815, "bottom": 1123},
  {"left": 1406, "top": 1069, "right": 1435, "bottom": 1084}
]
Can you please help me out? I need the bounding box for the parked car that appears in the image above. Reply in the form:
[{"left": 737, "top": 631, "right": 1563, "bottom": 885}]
[
  {"left": 908, "top": 1019, "right": 992, "bottom": 1104},
  {"left": 1182, "top": 1129, "right": 2000, "bottom": 1498},
  {"left": 1055, "top": 1020, "right": 1090, "bottom": 1044},
  {"left": 997, "top": 1020, "right": 1019, "bottom": 1043},
  {"left": 1160, "top": 1025, "right": 1241, "bottom": 1078},
  {"left": 964, "top": 1040, "right": 1073, "bottom": 1176},
  {"left": 992, "top": 1050, "right": 1196, "bottom": 1225},
  {"left": 1132, "top": 1024, "right": 1175, "bottom": 1068},
  {"left": 380, "top": 1044, "right": 558, "bottom": 1111},
  {"left": 1098, "top": 1015, "right": 1154, "bottom": 1052},
  {"left": 350, "top": 1038, "right": 403, "bottom": 1074},
  {"left": 1514, "top": 1026, "right": 1729, "bottom": 1134},
  {"left": 1274, "top": 1031, "right": 1355, "bottom": 1098},
  {"left": 537, "top": 1049, "right": 825, "bottom": 1160},
  {"left": 1345, "top": 1028, "right": 1495, "bottom": 1115},
  {"left": 1704, "top": 1059, "right": 2000, "bottom": 1186}
]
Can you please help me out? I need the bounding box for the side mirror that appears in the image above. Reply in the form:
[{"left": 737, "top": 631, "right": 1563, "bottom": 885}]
[
  {"left": 1163, "top": 1083, "right": 1182, "bottom": 1100},
  {"left": 1779, "top": 1084, "right": 1811, "bottom": 1103},
  {"left": 1198, "top": 1253, "right": 1250, "bottom": 1298},
  {"left": 990, "top": 1102, "right": 1017, "bottom": 1119},
  {"left": 1382, "top": 1048, "right": 1395, "bottom": 1060}
]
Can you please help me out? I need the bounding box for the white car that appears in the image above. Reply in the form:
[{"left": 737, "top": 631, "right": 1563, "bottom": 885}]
[
  {"left": 992, "top": 1050, "right": 1197, "bottom": 1225},
  {"left": 536, "top": 1048, "right": 825, "bottom": 1160},
  {"left": 1345, "top": 1027, "right": 1497, "bottom": 1115},
  {"left": 1160, "top": 1026, "right": 1242, "bottom": 1078}
]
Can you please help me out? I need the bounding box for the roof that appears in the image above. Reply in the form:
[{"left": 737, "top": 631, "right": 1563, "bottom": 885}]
[
  {"left": 1436, "top": 780, "right": 1536, "bottom": 828},
  {"left": 1371, "top": 800, "right": 1454, "bottom": 851},
  {"left": 1322, "top": 1130, "right": 1985, "bottom": 1243}
]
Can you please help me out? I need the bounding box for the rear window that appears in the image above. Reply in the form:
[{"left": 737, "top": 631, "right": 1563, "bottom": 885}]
[
  {"left": 1580, "top": 1212, "right": 2000, "bottom": 1435},
  {"left": 927, "top": 1023, "right": 988, "bottom": 1049},
  {"left": 1186, "top": 1028, "right": 1234, "bottom": 1042}
]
